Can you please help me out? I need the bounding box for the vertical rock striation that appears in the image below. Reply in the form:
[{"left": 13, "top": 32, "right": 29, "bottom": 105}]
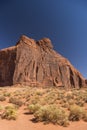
[{"left": 0, "top": 35, "right": 86, "bottom": 88}]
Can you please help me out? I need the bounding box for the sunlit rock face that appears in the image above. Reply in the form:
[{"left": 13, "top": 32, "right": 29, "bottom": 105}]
[{"left": 0, "top": 35, "right": 86, "bottom": 88}]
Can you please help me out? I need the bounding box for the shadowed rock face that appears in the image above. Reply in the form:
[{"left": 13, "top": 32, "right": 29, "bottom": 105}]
[
  {"left": 0, "top": 46, "right": 16, "bottom": 86},
  {"left": 0, "top": 35, "right": 86, "bottom": 88}
]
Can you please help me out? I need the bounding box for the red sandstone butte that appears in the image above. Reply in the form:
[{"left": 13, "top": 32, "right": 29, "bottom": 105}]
[{"left": 0, "top": 35, "right": 86, "bottom": 88}]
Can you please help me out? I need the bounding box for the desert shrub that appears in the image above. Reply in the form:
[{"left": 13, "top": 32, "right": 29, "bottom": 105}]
[
  {"left": 75, "top": 100, "right": 84, "bottom": 107},
  {"left": 69, "top": 105, "right": 85, "bottom": 121},
  {"left": 57, "top": 93, "right": 64, "bottom": 100},
  {"left": 35, "top": 91, "right": 43, "bottom": 96},
  {"left": 34, "top": 105, "right": 69, "bottom": 127},
  {"left": 13, "top": 90, "right": 21, "bottom": 96},
  {"left": 28, "top": 104, "right": 41, "bottom": 114},
  {"left": 0, "top": 105, "right": 4, "bottom": 111},
  {"left": 0, "top": 95, "right": 6, "bottom": 101},
  {"left": 66, "top": 93, "right": 74, "bottom": 100},
  {"left": 3, "top": 92, "right": 11, "bottom": 97},
  {"left": 67, "top": 99, "right": 75, "bottom": 106},
  {"left": 61, "top": 102, "right": 70, "bottom": 108},
  {"left": 1, "top": 105, "right": 17, "bottom": 120},
  {"left": 82, "top": 112, "right": 87, "bottom": 122},
  {"left": 43, "top": 91, "right": 58, "bottom": 105},
  {"left": 9, "top": 97, "right": 23, "bottom": 107},
  {"left": 30, "top": 95, "right": 40, "bottom": 104}
]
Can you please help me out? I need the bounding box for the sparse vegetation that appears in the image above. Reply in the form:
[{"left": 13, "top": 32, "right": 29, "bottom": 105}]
[
  {"left": 0, "top": 95, "right": 6, "bottom": 101},
  {"left": 0, "top": 105, "right": 4, "bottom": 111},
  {"left": 0, "top": 86, "right": 87, "bottom": 126},
  {"left": 1, "top": 105, "right": 17, "bottom": 120},
  {"left": 34, "top": 105, "right": 69, "bottom": 127},
  {"left": 9, "top": 97, "right": 23, "bottom": 107},
  {"left": 69, "top": 105, "right": 85, "bottom": 121},
  {"left": 28, "top": 104, "right": 41, "bottom": 114}
]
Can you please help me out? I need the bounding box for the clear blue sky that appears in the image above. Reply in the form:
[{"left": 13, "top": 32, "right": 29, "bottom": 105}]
[{"left": 0, "top": 0, "right": 87, "bottom": 78}]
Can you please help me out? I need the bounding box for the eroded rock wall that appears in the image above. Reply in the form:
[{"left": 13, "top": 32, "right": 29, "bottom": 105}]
[
  {"left": 0, "top": 35, "right": 86, "bottom": 88},
  {"left": 0, "top": 47, "right": 16, "bottom": 86}
]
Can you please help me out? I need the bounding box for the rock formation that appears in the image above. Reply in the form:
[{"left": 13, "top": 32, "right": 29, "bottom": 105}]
[{"left": 0, "top": 35, "right": 86, "bottom": 88}]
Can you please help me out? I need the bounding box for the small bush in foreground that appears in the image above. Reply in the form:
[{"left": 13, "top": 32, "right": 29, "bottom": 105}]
[
  {"left": 34, "top": 105, "right": 69, "bottom": 127},
  {"left": 1, "top": 105, "right": 17, "bottom": 120},
  {"left": 69, "top": 105, "right": 85, "bottom": 121}
]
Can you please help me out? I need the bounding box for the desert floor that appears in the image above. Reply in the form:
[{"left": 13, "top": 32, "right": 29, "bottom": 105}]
[
  {"left": 0, "top": 86, "right": 87, "bottom": 130},
  {"left": 0, "top": 114, "right": 87, "bottom": 130}
]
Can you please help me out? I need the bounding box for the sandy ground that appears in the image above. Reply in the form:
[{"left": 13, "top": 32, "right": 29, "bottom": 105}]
[
  {"left": 0, "top": 86, "right": 87, "bottom": 130},
  {"left": 0, "top": 112, "right": 87, "bottom": 130}
]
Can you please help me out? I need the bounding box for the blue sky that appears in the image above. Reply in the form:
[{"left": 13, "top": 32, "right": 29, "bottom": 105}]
[{"left": 0, "top": 0, "right": 87, "bottom": 78}]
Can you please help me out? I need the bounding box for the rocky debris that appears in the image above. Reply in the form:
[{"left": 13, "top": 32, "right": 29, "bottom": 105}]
[{"left": 0, "top": 35, "right": 86, "bottom": 88}]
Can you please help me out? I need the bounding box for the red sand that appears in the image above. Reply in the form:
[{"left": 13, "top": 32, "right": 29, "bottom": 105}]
[
  {"left": 0, "top": 87, "right": 87, "bottom": 130},
  {"left": 0, "top": 113, "right": 87, "bottom": 130}
]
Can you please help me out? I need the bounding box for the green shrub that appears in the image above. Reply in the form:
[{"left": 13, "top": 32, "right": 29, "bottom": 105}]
[{"left": 1, "top": 105, "right": 17, "bottom": 120}]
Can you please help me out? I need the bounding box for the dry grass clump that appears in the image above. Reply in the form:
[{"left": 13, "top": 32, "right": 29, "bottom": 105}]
[
  {"left": 28, "top": 104, "right": 41, "bottom": 114},
  {"left": 29, "top": 95, "right": 41, "bottom": 105},
  {"left": 1, "top": 105, "right": 17, "bottom": 120},
  {"left": 69, "top": 105, "right": 87, "bottom": 121},
  {"left": 82, "top": 112, "right": 87, "bottom": 122},
  {"left": 28, "top": 104, "right": 69, "bottom": 127},
  {"left": 1, "top": 86, "right": 87, "bottom": 126},
  {"left": 0, "top": 95, "right": 6, "bottom": 101},
  {"left": 0, "top": 105, "right": 4, "bottom": 111},
  {"left": 25, "top": 87, "right": 87, "bottom": 126},
  {"left": 9, "top": 97, "right": 23, "bottom": 107},
  {"left": 3, "top": 92, "right": 11, "bottom": 97}
]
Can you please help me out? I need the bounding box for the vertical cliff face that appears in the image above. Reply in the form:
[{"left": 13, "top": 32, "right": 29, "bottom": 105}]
[
  {"left": 0, "top": 35, "right": 86, "bottom": 88},
  {"left": 0, "top": 47, "right": 16, "bottom": 86}
]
